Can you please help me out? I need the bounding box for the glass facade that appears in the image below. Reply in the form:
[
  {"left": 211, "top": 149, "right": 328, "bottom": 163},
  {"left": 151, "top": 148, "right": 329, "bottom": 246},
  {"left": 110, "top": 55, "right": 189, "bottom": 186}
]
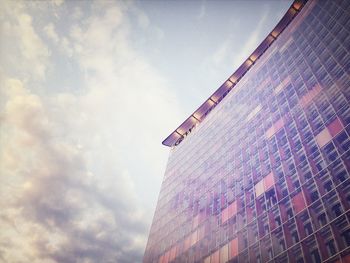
[{"left": 144, "top": 1, "right": 350, "bottom": 262}]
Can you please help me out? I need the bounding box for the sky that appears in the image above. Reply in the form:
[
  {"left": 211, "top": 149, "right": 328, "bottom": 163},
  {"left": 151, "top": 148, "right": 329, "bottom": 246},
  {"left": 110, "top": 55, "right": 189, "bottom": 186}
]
[{"left": 0, "top": 0, "right": 292, "bottom": 262}]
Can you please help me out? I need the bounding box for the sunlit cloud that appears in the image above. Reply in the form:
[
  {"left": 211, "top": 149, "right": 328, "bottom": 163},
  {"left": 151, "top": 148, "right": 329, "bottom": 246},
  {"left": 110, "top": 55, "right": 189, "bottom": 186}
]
[{"left": 0, "top": 1, "right": 180, "bottom": 262}]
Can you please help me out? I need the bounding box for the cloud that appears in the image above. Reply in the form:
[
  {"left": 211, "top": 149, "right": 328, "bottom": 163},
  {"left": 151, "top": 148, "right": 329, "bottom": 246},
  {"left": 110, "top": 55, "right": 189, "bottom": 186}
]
[
  {"left": 136, "top": 11, "right": 150, "bottom": 29},
  {"left": 0, "top": 78, "right": 149, "bottom": 262},
  {"left": 212, "top": 38, "right": 231, "bottom": 66},
  {"left": 52, "top": 0, "right": 64, "bottom": 7},
  {"left": 43, "top": 22, "right": 74, "bottom": 57},
  {"left": 230, "top": 6, "right": 270, "bottom": 68},
  {"left": 0, "top": 1, "right": 50, "bottom": 82},
  {"left": 197, "top": 1, "right": 206, "bottom": 20},
  {"left": 0, "top": 1, "right": 181, "bottom": 262},
  {"left": 72, "top": 7, "right": 83, "bottom": 21},
  {"left": 44, "top": 23, "right": 59, "bottom": 43},
  {"left": 210, "top": 4, "right": 271, "bottom": 73}
]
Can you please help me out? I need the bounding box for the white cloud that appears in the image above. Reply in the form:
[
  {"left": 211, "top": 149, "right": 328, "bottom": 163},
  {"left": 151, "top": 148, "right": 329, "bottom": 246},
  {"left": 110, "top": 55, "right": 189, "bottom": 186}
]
[
  {"left": 231, "top": 7, "right": 269, "bottom": 68},
  {"left": 212, "top": 38, "right": 231, "bottom": 66},
  {"left": 60, "top": 37, "right": 73, "bottom": 57},
  {"left": 137, "top": 11, "right": 150, "bottom": 29},
  {"left": 0, "top": 1, "right": 181, "bottom": 262},
  {"left": 44, "top": 23, "right": 59, "bottom": 43},
  {"left": 52, "top": 0, "right": 64, "bottom": 7},
  {"left": 0, "top": 1, "right": 50, "bottom": 82},
  {"left": 210, "top": 4, "right": 271, "bottom": 73},
  {"left": 197, "top": 1, "right": 206, "bottom": 20},
  {"left": 72, "top": 7, "right": 83, "bottom": 20},
  {"left": 0, "top": 72, "right": 150, "bottom": 263}
]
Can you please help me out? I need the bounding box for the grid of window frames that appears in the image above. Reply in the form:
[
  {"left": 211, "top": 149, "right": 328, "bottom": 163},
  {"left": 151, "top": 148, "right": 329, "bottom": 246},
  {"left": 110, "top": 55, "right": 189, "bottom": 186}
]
[{"left": 144, "top": 1, "right": 350, "bottom": 263}]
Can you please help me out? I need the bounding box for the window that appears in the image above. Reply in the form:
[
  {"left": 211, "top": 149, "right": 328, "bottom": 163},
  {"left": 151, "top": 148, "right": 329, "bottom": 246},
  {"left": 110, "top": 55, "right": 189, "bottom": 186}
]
[
  {"left": 294, "top": 180, "right": 300, "bottom": 189},
  {"left": 311, "top": 191, "right": 319, "bottom": 202},
  {"left": 304, "top": 222, "right": 313, "bottom": 236},
  {"left": 292, "top": 192, "right": 306, "bottom": 213},
  {"left": 323, "top": 143, "right": 338, "bottom": 162},
  {"left": 342, "top": 229, "right": 350, "bottom": 246},
  {"left": 318, "top": 213, "right": 327, "bottom": 226},
  {"left": 291, "top": 231, "right": 299, "bottom": 244},
  {"left": 304, "top": 171, "right": 312, "bottom": 180},
  {"left": 326, "top": 239, "right": 336, "bottom": 256},
  {"left": 315, "top": 127, "right": 332, "bottom": 148},
  {"left": 316, "top": 160, "right": 326, "bottom": 173},
  {"left": 335, "top": 131, "right": 350, "bottom": 153},
  {"left": 268, "top": 248, "right": 273, "bottom": 260},
  {"left": 324, "top": 181, "right": 332, "bottom": 192},
  {"left": 280, "top": 240, "right": 286, "bottom": 251},
  {"left": 243, "top": 238, "right": 248, "bottom": 247},
  {"left": 275, "top": 216, "right": 281, "bottom": 226},
  {"left": 230, "top": 238, "right": 238, "bottom": 258},
  {"left": 336, "top": 169, "right": 347, "bottom": 182},
  {"left": 310, "top": 249, "right": 321, "bottom": 263},
  {"left": 332, "top": 203, "right": 342, "bottom": 217}
]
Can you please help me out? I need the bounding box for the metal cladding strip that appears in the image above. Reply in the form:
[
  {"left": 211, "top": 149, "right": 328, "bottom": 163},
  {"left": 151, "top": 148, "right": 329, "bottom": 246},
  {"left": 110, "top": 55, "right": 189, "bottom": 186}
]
[{"left": 162, "top": 0, "right": 307, "bottom": 147}]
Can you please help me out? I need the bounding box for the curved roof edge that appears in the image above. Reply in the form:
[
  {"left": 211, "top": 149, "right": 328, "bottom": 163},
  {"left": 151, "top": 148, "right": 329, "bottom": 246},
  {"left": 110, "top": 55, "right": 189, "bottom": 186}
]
[{"left": 162, "top": 0, "right": 307, "bottom": 147}]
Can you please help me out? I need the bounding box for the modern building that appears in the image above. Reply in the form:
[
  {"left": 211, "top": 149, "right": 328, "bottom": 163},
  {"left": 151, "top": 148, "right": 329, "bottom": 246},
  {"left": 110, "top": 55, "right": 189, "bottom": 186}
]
[{"left": 144, "top": 0, "right": 350, "bottom": 262}]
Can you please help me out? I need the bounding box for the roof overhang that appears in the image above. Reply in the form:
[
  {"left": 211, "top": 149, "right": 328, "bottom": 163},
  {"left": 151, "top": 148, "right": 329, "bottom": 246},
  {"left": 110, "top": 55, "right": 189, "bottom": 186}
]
[{"left": 162, "top": 0, "right": 307, "bottom": 147}]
